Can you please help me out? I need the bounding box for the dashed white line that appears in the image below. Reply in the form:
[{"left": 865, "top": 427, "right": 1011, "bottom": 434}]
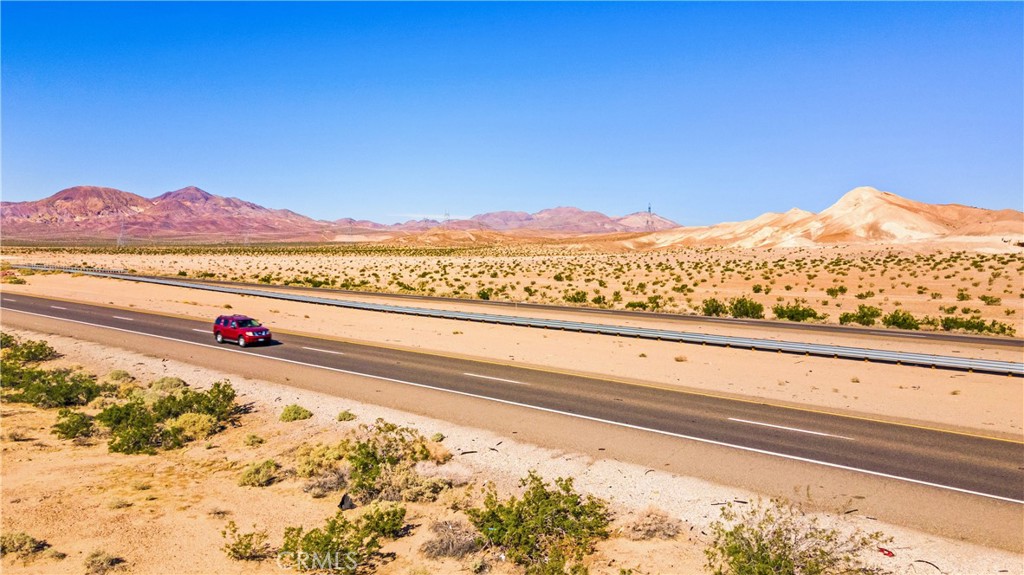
[
  {"left": 2, "top": 298, "right": 17, "bottom": 302},
  {"left": 5, "top": 307, "right": 1021, "bottom": 505},
  {"left": 50, "top": 305, "right": 67, "bottom": 310},
  {"left": 728, "top": 417, "right": 855, "bottom": 441},
  {"left": 302, "top": 346, "right": 345, "bottom": 356},
  {"left": 192, "top": 329, "right": 209, "bottom": 333},
  {"left": 464, "top": 372, "right": 527, "bottom": 385},
  {"left": 112, "top": 316, "right": 134, "bottom": 321}
]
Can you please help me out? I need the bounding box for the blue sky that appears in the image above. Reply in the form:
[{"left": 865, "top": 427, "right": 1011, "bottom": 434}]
[{"left": 2, "top": 2, "right": 1021, "bottom": 225}]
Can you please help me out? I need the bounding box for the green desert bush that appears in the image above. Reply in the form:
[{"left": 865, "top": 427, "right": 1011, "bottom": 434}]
[
  {"left": 239, "top": 459, "right": 281, "bottom": 487},
  {"left": 280, "top": 404, "right": 314, "bottom": 422},
  {"left": 359, "top": 502, "right": 407, "bottom": 538},
  {"left": 221, "top": 521, "right": 271, "bottom": 561},
  {"left": 772, "top": 302, "right": 822, "bottom": 322},
  {"left": 704, "top": 498, "right": 890, "bottom": 575},
  {"left": 337, "top": 410, "right": 357, "bottom": 422},
  {"left": 702, "top": 298, "right": 728, "bottom": 317},
  {"left": 52, "top": 409, "right": 96, "bottom": 440},
  {"left": 344, "top": 419, "right": 448, "bottom": 502},
  {"left": 148, "top": 376, "right": 187, "bottom": 394},
  {"left": 106, "top": 370, "right": 134, "bottom": 383},
  {"left": 467, "top": 471, "right": 610, "bottom": 575},
  {"left": 728, "top": 297, "right": 764, "bottom": 319},
  {"left": 245, "top": 434, "right": 265, "bottom": 447},
  {"left": 881, "top": 309, "right": 920, "bottom": 330},
  {"left": 839, "top": 305, "right": 882, "bottom": 326},
  {"left": 279, "top": 505, "right": 406, "bottom": 573},
  {"left": 0, "top": 333, "right": 58, "bottom": 363}
]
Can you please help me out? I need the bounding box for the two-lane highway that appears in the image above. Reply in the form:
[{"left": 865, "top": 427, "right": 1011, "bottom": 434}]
[{"left": 2, "top": 293, "right": 1022, "bottom": 503}]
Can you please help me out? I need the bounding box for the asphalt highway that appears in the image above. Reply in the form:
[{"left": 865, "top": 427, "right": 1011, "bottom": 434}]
[{"left": 2, "top": 293, "right": 1021, "bottom": 504}]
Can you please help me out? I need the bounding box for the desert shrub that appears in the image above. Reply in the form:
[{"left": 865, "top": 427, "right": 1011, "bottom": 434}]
[
  {"left": 979, "top": 295, "right": 1002, "bottom": 306},
  {"left": 0, "top": 531, "right": 48, "bottom": 558},
  {"left": 729, "top": 297, "right": 764, "bottom": 319},
  {"left": 621, "top": 508, "right": 683, "bottom": 541},
  {"left": 854, "top": 291, "right": 875, "bottom": 300},
  {"left": 106, "top": 370, "right": 134, "bottom": 383},
  {"left": 881, "top": 309, "right": 920, "bottom": 330},
  {"left": 3, "top": 365, "right": 107, "bottom": 408},
  {"left": 148, "top": 376, "right": 187, "bottom": 394},
  {"left": 772, "top": 302, "right": 821, "bottom": 322},
  {"left": 303, "top": 468, "right": 348, "bottom": 498},
  {"left": 52, "top": 409, "right": 96, "bottom": 440},
  {"left": 563, "top": 290, "right": 588, "bottom": 304},
  {"left": 280, "top": 509, "right": 396, "bottom": 573},
  {"left": 166, "top": 412, "right": 218, "bottom": 441},
  {"left": 420, "top": 519, "right": 480, "bottom": 559},
  {"left": 151, "top": 380, "right": 237, "bottom": 424},
  {"left": 940, "top": 316, "right": 1016, "bottom": 336},
  {"left": 84, "top": 550, "right": 124, "bottom": 575},
  {"left": 0, "top": 333, "right": 57, "bottom": 363},
  {"left": 373, "top": 464, "right": 451, "bottom": 503},
  {"left": 337, "top": 410, "right": 357, "bottom": 422},
  {"left": 296, "top": 442, "right": 348, "bottom": 478},
  {"left": 281, "top": 404, "right": 314, "bottom": 422},
  {"left": 825, "top": 286, "right": 848, "bottom": 298},
  {"left": 221, "top": 521, "right": 271, "bottom": 561},
  {"left": 839, "top": 305, "right": 882, "bottom": 326},
  {"left": 704, "top": 498, "right": 889, "bottom": 575},
  {"left": 239, "top": 459, "right": 281, "bottom": 487},
  {"left": 245, "top": 434, "right": 265, "bottom": 447},
  {"left": 343, "top": 419, "right": 450, "bottom": 502},
  {"left": 956, "top": 289, "right": 971, "bottom": 301},
  {"left": 359, "top": 502, "right": 407, "bottom": 538},
  {"left": 624, "top": 300, "right": 648, "bottom": 310},
  {"left": 467, "top": 471, "right": 610, "bottom": 575},
  {"left": 702, "top": 298, "right": 728, "bottom": 317},
  {"left": 97, "top": 400, "right": 177, "bottom": 455}
]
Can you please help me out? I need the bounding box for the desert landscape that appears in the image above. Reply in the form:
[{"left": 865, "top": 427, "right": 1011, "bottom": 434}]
[{"left": 3, "top": 3, "right": 1023, "bottom": 574}]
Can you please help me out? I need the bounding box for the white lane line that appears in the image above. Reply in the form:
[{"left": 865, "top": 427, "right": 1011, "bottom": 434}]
[
  {"left": 302, "top": 346, "right": 345, "bottom": 356},
  {"left": 729, "top": 418, "right": 854, "bottom": 441},
  {"left": 50, "top": 305, "right": 67, "bottom": 310},
  {"left": 2, "top": 298, "right": 17, "bottom": 302},
  {"left": 192, "top": 329, "right": 209, "bottom": 333},
  {"left": 112, "top": 316, "right": 134, "bottom": 321},
  {"left": 464, "top": 372, "right": 527, "bottom": 385},
  {"left": 5, "top": 307, "right": 1022, "bottom": 506}
]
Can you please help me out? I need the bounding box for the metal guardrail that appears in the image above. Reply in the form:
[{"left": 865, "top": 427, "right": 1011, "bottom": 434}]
[{"left": 15, "top": 264, "right": 1024, "bottom": 376}]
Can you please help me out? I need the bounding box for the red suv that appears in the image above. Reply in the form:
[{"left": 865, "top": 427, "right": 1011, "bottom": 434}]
[{"left": 213, "top": 315, "right": 272, "bottom": 347}]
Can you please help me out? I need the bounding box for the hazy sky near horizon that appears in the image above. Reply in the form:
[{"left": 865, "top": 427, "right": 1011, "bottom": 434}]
[{"left": 2, "top": 2, "right": 1021, "bottom": 225}]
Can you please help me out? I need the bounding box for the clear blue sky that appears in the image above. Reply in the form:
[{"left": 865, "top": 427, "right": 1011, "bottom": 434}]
[{"left": 2, "top": 2, "right": 1021, "bottom": 225}]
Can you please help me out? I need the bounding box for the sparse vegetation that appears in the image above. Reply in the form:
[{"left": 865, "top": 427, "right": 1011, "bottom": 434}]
[
  {"left": 420, "top": 519, "right": 480, "bottom": 558},
  {"left": 704, "top": 498, "right": 890, "bottom": 575},
  {"left": 239, "top": 459, "right": 281, "bottom": 487},
  {"left": 467, "top": 471, "right": 610, "bottom": 575},
  {"left": 0, "top": 531, "right": 49, "bottom": 558},
  {"left": 281, "top": 404, "right": 314, "bottom": 422},
  {"left": 621, "top": 508, "right": 683, "bottom": 541},
  {"left": 221, "top": 521, "right": 271, "bottom": 561}
]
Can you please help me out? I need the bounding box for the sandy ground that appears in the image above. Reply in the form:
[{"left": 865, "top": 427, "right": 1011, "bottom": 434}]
[
  {"left": 2, "top": 328, "right": 1021, "bottom": 575},
  {"left": 2, "top": 273, "right": 1022, "bottom": 438},
  {"left": 4, "top": 244, "right": 1022, "bottom": 332}
]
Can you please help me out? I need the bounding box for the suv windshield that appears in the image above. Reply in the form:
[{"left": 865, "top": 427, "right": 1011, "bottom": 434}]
[{"left": 237, "top": 319, "right": 261, "bottom": 328}]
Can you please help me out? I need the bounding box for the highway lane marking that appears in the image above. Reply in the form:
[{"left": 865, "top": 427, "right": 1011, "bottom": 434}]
[
  {"left": 729, "top": 418, "right": 854, "bottom": 441},
  {"left": 2, "top": 298, "right": 17, "bottom": 302},
  {"left": 50, "top": 305, "right": 67, "bottom": 310},
  {"left": 112, "top": 316, "right": 134, "bottom": 321},
  {"left": 464, "top": 372, "right": 527, "bottom": 385},
  {"left": 302, "top": 346, "right": 346, "bottom": 356},
  {"left": 6, "top": 307, "right": 1023, "bottom": 506},
  {"left": 7, "top": 293, "right": 1024, "bottom": 446}
]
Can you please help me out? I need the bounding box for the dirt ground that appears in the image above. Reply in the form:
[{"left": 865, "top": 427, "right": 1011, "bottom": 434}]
[
  {"left": 2, "top": 328, "right": 1021, "bottom": 575},
  {"left": 2, "top": 272, "right": 1021, "bottom": 438}
]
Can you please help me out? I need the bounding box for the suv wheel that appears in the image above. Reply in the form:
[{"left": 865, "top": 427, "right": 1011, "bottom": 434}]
[
  {"left": 215, "top": 332, "right": 223, "bottom": 343},
  {"left": 238, "top": 336, "right": 247, "bottom": 348}
]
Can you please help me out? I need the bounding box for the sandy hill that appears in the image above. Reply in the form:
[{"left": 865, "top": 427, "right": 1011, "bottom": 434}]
[{"left": 635, "top": 187, "right": 1023, "bottom": 250}]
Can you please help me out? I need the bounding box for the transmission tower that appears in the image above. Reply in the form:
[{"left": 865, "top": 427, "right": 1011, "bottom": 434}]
[
  {"left": 116, "top": 216, "right": 126, "bottom": 248},
  {"left": 645, "top": 202, "right": 653, "bottom": 232}
]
